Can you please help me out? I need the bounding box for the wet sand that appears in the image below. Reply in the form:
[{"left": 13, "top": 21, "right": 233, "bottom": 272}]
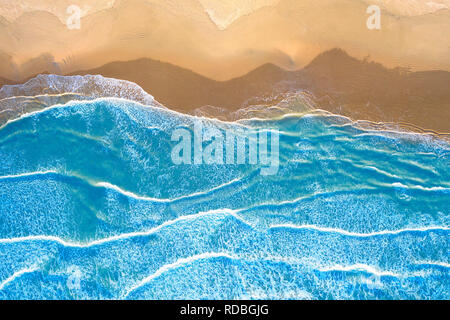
[{"left": 69, "top": 49, "right": 450, "bottom": 133}]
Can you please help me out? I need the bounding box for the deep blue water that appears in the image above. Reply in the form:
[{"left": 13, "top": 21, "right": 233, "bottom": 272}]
[{"left": 0, "top": 98, "right": 448, "bottom": 299}]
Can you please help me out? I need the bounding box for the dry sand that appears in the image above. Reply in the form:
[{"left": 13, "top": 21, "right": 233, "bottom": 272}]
[{"left": 0, "top": 0, "right": 449, "bottom": 82}]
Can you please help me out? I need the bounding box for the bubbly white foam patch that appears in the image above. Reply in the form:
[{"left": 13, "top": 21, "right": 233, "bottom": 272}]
[{"left": 0, "top": 74, "right": 163, "bottom": 121}]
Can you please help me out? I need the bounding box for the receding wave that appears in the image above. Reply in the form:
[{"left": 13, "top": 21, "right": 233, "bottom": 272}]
[{"left": 0, "top": 74, "right": 164, "bottom": 126}]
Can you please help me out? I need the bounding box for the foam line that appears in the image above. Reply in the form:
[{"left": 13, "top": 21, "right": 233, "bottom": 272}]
[
  {"left": 0, "top": 267, "right": 39, "bottom": 291},
  {"left": 269, "top": 224, "right": 450, "bottom": 237},
  {"left": 2, "top": 75, "right": 449, "bottom": 141},
  {"left": 0, "top": 170, "right": 247, "bottom": 203},
  {"left": 391, "top": 182, "right": 449, "bottom": 192},
  {"left": 0, "top": 92, "right": 88, "bottom": 103},
  {"left": 2, "top": 220, "right": 445, "bottom": 248},
  {"left": 353, "top": 164, "right": 401, "bottom": 179},
  {"left": 123, "top": 252, "right": 235, "bottom": 298},
  {"left": 0, "top": 109, "right": 14, "bottom": 114},
  {"left": 0, "top": 97, "right": 160, "bottom": 130},
  {"left": 123, "top": 254, "right": 406, "bottom": 298},
  {"left": 0, "top": 96, "right": 251, "bottom": 132},
  {"left": 318, "top": 264, "right": 399, "bottom": 277},
  {"left": 0, "top": 208, "right": 245, "bottom": 248},
  {"left": 96, "top": 175, "right": 245, "bottom": 203},
  {"left": 0, "top": 170, "right": 58, "bottom": 180},
  {"left": 244, "top": 182, "right": 449, "bottom": 212}
]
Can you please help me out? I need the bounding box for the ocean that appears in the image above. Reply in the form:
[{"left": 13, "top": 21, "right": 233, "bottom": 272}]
[{"left": 0, "top": 95, "right": 448, "bottom": 299}]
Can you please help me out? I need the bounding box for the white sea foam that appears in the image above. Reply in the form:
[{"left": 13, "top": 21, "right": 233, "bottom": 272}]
[
  {"left": 123, "top": 252, "right": 235, "bottom": 298},
  {"left": 0, "top": 266, "right": 39, "bottom": 291},
  {"left": 359, "top": 165, "right": 401, "bottom": 179},
  {"left": 1, "top": 75, "right": 448, "bottom": 149},
  {"left": 247, "top": 181, "right": 449, "bottom": 211},
  {"left": 0, "top": 169, "right": 246, "bottom": 203},
  {"left": 0, "top": 95, "right": 251, "bottom": 134},
  {"left": 0, "top": 170, "right": 58, "bottom": 180},
  {"left": 391, "top": 182, "right": 449, "bottom": 192},
  {"left": 0, "top": 74, "right": 157, "bottom": 105},
  {"left": 318, "top": 264, "right": 399, "bottom": 277},
  {"left": 1, "top": 214, "right": 446, "bottom": 249},
  {"left": 0, "top": 75, "right": 169, "bottom": 127},
  {"left": 0, "top": 208, "right": 245, "bottom": 248},
  {"left": 123, "top": 254, "right": 404, "bottom": 299},
  {"left": 0, "top": 97, "right": 155, "bottom": 130},
  {"left": 96, "top": 175, "right": 244, "bottom": 203},
  {"left": 269, "top": 224, "right": 450, "bottom": 237}
]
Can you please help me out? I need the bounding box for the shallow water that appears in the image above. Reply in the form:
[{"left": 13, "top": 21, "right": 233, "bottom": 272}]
[{"left": 0, "top": 98, "right": 448, "bottom": 299}]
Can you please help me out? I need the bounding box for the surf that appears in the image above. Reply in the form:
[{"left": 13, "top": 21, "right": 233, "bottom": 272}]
[{"left": 0, "top": 76, "right": 448, "bottom": 300}]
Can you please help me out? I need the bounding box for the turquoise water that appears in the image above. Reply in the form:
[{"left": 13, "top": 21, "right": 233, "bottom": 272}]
[{"left": 0, "top": 98, "right": 448, "bottom": 299}]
